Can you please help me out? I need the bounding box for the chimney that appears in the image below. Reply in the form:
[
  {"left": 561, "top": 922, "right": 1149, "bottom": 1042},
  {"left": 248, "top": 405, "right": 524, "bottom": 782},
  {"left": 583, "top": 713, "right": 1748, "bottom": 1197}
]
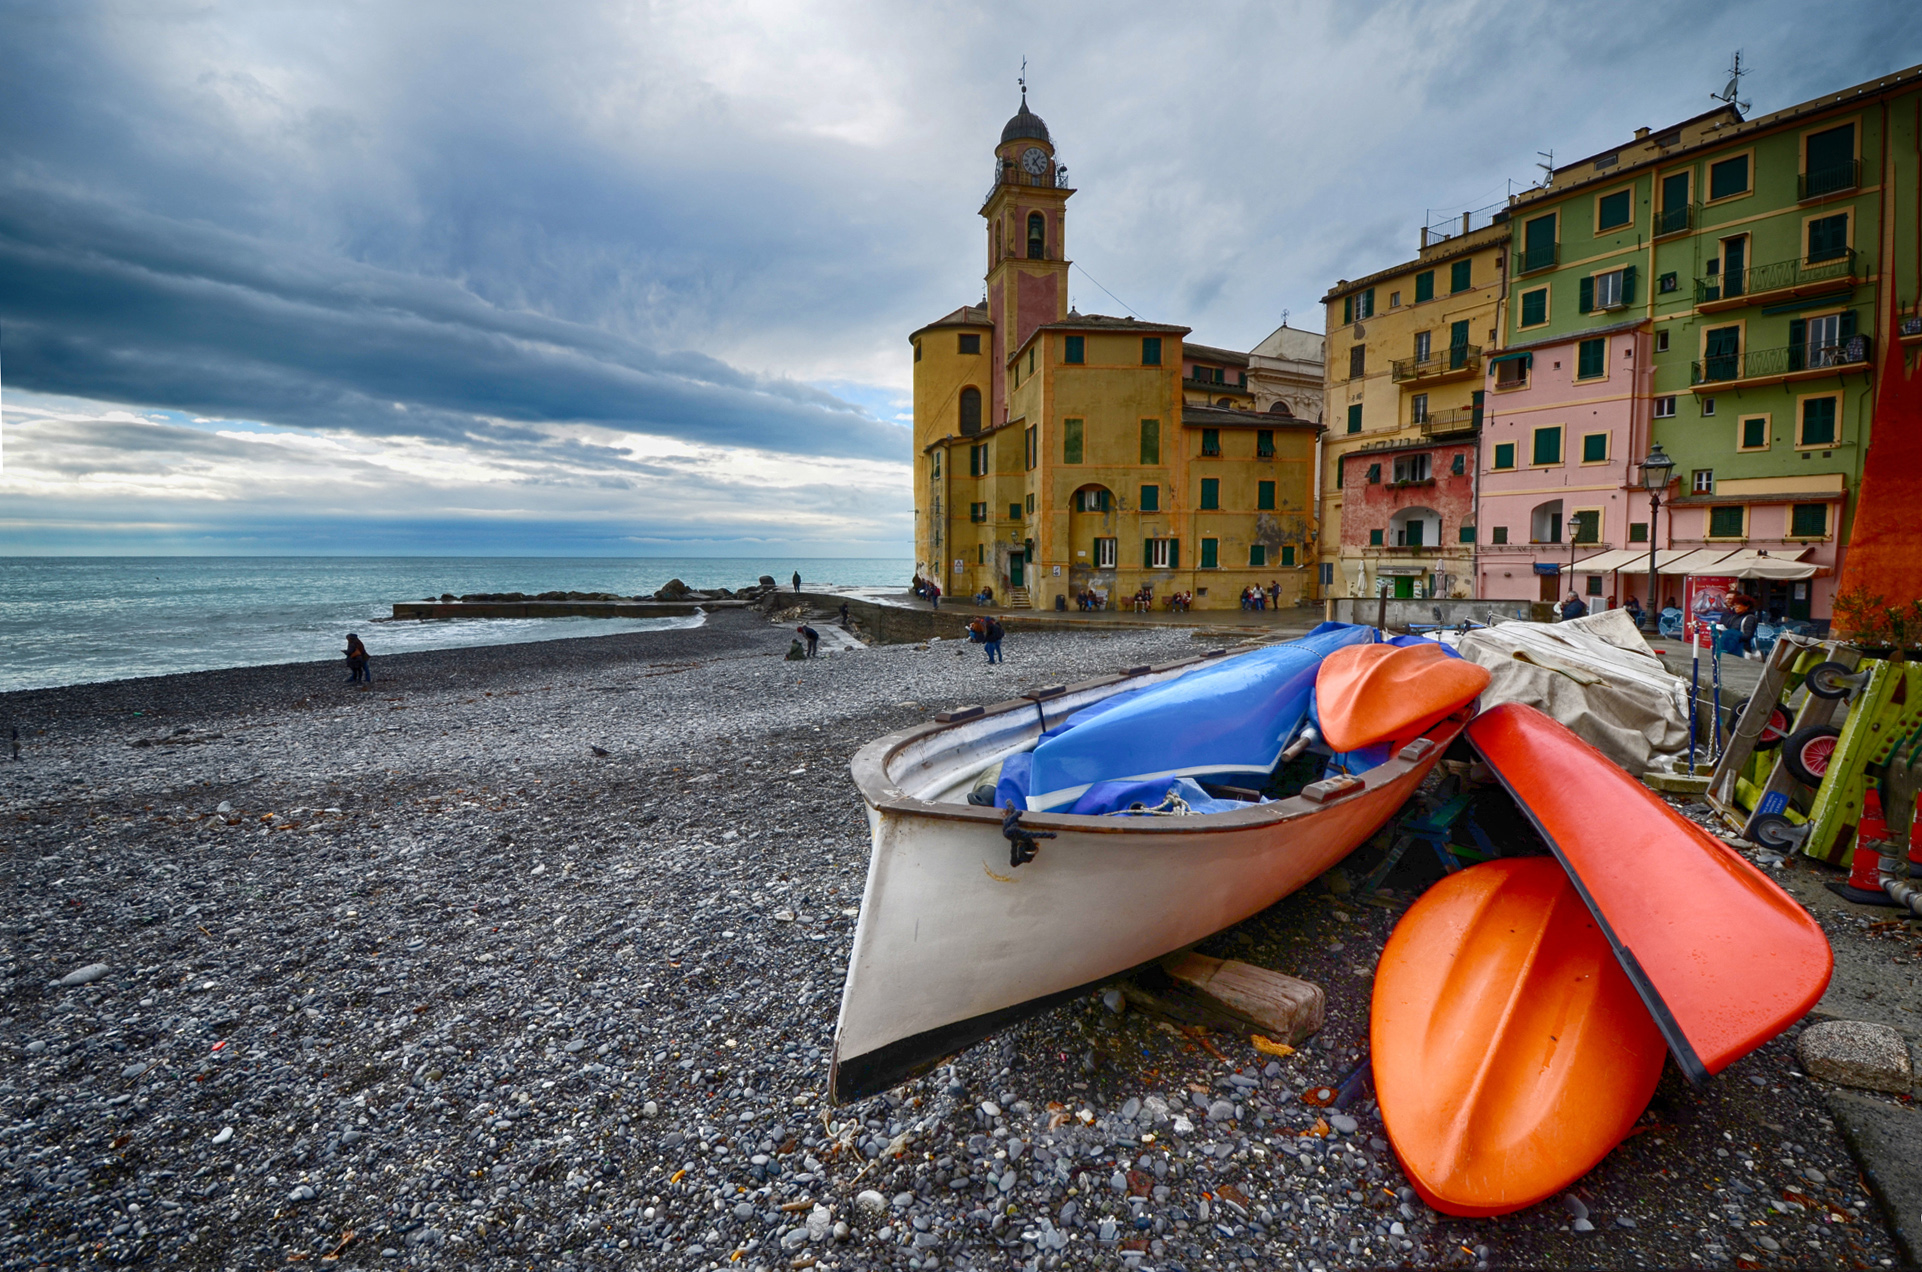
[
  {"left": 1634, "top": 127, "right": 1650, "bottom": 140},
  {"left": 1461, "top": 211, "right": 1472, "bottom": 235}
]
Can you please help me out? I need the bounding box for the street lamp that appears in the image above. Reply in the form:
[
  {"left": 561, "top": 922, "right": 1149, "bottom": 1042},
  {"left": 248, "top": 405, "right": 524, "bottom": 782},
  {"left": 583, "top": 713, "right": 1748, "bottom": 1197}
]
[{"left": 1639, "top": 441, "right": 1675, "bottom": 629}]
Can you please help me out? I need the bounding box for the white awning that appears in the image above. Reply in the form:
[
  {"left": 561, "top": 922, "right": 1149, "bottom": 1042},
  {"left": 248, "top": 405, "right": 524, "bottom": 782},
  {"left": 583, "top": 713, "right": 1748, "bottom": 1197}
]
[
  {"left": 1562, "top": 548, "right": 1652, "bottom": 574},
  {"left": 1665, "top": 548, "right": 1744, "bottom": 575},
  {"left": 1683, "top": 548, "right": 1817, "bottom": 580}
]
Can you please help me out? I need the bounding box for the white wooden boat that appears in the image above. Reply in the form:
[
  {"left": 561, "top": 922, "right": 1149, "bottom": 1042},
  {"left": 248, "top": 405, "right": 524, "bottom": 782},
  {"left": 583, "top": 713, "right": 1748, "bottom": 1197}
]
[{"left": 829, "top": 649, "right": 1465, "bottom": 1103}]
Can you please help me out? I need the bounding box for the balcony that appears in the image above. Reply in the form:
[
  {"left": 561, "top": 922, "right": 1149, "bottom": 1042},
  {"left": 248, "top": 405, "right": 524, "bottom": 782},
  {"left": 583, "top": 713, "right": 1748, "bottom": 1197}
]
[
  {"left": 1392, "top": 343, "right": 1482, "bottom": 383},
  {"left": 1691, "top": 338, "right": 1872, "bottom": 389},
  {"left": 1515, "top": 244, "right": 1558, "bottom": 274},
  {"left": 1186, "top": 375, "right": 1251, "bottom": 396},
  {"left": 1654, "top": 203, "right": 1695, "bottom": 237},
  {"left": 1799, "top": 160, "right": 1861, "bottom": 202},
  {"left": 1695, "top": 248, "right": 1858, "bottom": 311},
  {"left": 1419, "top": 406, "right": 1481, "bottom": 437}
]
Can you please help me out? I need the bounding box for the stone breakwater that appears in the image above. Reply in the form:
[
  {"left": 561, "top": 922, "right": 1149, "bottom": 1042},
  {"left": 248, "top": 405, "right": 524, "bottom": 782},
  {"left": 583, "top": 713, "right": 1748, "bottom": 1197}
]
[{"left": 0, "top": 609, "right": 1897, "bottom": 1270}]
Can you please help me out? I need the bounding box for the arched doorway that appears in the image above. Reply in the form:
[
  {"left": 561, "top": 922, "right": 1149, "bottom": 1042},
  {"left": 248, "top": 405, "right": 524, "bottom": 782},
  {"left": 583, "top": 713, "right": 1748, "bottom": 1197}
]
[{"left": 1389, "top": 506, "right": 1441, "bottom": 548}]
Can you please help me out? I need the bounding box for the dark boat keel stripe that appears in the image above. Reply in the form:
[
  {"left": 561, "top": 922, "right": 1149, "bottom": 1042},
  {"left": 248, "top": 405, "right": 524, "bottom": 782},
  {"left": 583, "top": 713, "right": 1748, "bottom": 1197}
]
[
  {"left": 1467, "top": 737, "right": 1713, "bottom": 1089},
  {"left": 831, "top": 975, "right": 1113, "bottom": 1104}
]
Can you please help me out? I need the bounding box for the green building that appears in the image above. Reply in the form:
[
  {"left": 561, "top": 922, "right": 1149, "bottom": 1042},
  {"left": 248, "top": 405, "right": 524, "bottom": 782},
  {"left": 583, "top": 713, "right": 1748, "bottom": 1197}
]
[{"left": 1487, "top": 62, "right": 1922, "bottom": 625}]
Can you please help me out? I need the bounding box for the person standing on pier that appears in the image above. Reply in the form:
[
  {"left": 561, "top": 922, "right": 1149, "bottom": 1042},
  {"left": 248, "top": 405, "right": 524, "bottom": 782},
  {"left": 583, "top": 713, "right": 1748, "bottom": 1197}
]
[{"left": 792, "top": 570, "right": 802, "bottom": 594}]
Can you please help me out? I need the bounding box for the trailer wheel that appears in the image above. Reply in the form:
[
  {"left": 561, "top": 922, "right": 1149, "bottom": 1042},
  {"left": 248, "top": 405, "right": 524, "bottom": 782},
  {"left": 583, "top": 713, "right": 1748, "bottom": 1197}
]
[
  {"left": 1783, "top": 725, "right": 1841, "bottom": 786},
  {"left": 1731, "top": 696, "right": 1791, "bottom": 749},
  {"left": 1804, "top": 661, "right": 1857, "bottom": 700},
  {"left": 1749, "top": 812, "right": 1803, "bottom": 851}
]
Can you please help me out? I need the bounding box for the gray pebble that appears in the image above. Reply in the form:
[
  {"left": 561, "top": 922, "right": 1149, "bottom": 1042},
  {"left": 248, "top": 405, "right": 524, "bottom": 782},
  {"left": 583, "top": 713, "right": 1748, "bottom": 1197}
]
[
  {"left": 1564, "top": 1194, "right": 1589, "bottom": 1221},
  {"left": 1572, "top": 1217, "right": 1594, "bottom": 1233},
  {"left": 1328, "top": 1114, "right": 1358, "bottom": 1135},
  {"left": 54, "top": 962, "right": 109, "bottom": 987},
  {"left": 288, "top": 1184, "right": 315, "bottom": 1202},
  {"left": 1206, "top": 1100, "right": 1236, "bottom": 1123}
]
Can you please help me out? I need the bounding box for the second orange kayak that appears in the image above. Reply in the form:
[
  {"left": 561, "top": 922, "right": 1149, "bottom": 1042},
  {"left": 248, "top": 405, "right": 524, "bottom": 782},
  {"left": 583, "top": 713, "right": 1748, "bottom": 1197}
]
[
  {"left": 1466, "top": 702, "right": 1832, "bottom": 1082},
  {"left": 1315, "top": 642, "right": 1490, "bottom": 753},
  {"left": 1373, "top": 857, "right": 1666, "bottom": 1217}
]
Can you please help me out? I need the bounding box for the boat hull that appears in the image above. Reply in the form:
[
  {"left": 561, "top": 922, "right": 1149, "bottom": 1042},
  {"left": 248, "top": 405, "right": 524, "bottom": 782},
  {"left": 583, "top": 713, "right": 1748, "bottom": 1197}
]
[{"left": 830, "top": 657, "right": 1462, "bottom": 1103}]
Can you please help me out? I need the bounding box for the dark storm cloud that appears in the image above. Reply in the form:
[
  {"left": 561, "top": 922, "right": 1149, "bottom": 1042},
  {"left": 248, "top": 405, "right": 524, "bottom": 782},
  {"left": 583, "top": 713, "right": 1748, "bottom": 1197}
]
[{"left": 0, "top": 186, "right": 906, "bottom": 461}]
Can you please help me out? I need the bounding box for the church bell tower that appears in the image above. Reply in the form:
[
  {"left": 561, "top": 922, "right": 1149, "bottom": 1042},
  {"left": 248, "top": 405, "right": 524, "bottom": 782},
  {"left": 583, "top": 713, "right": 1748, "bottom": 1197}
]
[{"left": 982, "top": 87, "right": 1073, "bottom": 426}]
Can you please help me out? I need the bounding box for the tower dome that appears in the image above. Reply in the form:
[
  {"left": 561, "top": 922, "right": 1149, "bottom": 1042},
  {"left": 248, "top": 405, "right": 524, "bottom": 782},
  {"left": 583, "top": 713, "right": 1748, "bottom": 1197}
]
[{"left": 1000, "top": 92, "right": 1050, "bottom": 145}]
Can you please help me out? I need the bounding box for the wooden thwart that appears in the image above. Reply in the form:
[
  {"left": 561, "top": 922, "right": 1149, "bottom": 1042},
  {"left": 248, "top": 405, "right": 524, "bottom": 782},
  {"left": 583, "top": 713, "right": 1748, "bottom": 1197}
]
[{"left": 1124, "top": 952, "right": 1324, "bottom": 1043}]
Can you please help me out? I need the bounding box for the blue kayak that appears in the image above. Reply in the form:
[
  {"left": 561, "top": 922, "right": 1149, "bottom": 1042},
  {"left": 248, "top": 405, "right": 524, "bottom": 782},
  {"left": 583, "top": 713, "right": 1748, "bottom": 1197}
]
[{"left": 1022, "top": 622, "right": 1377, "bottom": 813}]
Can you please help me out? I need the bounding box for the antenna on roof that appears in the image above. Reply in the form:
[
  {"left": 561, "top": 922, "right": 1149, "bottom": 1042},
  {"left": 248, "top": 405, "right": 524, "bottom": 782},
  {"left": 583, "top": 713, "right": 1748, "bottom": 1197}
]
[
  {"left": 1712, "top": 50, "right": 1751, "bottom": 116},
  {"left": 1536, "top": 150, "right": 1555, "bottom": 189}
]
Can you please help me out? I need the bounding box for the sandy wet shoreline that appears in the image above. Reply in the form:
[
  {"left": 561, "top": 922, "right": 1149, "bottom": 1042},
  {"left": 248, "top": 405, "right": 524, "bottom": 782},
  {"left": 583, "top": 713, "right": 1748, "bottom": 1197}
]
[{"left": 0, "top": 609, "right": 1903, "bottom": 1269}]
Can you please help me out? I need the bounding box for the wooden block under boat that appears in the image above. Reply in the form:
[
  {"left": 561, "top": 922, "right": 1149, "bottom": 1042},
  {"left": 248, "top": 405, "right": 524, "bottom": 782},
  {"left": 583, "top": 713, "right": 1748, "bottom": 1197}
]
[{"left": 1158, "top": 953, "right": 1325, "bottom": 1043}]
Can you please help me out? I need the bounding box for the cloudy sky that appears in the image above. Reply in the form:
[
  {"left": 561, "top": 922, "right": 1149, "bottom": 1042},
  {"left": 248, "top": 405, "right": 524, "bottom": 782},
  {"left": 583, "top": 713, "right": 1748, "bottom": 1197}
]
[{"left": 1, "top": 1, "right": 1913, "bottom": 556}]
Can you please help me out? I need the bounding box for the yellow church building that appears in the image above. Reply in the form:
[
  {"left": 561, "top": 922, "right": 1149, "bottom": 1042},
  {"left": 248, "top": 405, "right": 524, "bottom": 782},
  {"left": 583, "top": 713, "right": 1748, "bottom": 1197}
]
[{"left": 911, "top": 95, "right": 1319, "bottom": 611}]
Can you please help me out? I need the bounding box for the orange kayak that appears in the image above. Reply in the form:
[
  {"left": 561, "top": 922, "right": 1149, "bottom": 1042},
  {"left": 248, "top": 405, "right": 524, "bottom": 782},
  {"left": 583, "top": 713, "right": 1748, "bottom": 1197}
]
[
  {"left": 1466, "top": 702, "right": 1832, "bottom": 1082},
  {"left": 1315, "top": 642, "right": 1490, "bottom": 753},
  {"left": 1373, "top": 857, "right": 1667, "bottom": 1217}
]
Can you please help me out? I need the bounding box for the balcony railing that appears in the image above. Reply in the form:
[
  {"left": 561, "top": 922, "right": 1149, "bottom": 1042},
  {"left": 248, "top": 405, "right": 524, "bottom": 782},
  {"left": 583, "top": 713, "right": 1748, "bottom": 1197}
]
[
  {"left": 1696, "top": 247, "right": 1857, "bottom": 306},
  {"left": 1691, "top": 337, "right": 1872, "bottom": 386},
  {"left": 1654, "top": 203, "right": 1695, "bottom": 236},
  {"left": 1420, "top": 407, "right": 1480, "bottom": 436},
  {"left": 1515, "top": 244, "right": 1558, "bottom": 274},
  {"left": 1799, "top": 159, "right": 1861, "bottom": 201},
  {"left": 1391, "top": 343, "right": 1482, "bottom": 382},
  {"left": 1186, "top": 375, "right": 1250, "bottom": 393}
]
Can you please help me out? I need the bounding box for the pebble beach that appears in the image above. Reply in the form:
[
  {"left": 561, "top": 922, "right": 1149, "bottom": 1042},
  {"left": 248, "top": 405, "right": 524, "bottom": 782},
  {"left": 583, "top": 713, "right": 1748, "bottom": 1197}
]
[{"left": 0, "top": 607, "right": 1902, "bottom": 1271}]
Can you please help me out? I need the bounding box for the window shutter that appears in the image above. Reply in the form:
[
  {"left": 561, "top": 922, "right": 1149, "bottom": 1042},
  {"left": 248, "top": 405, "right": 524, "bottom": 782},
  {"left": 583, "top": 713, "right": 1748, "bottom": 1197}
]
[
  {"left": 1144, "top": 539, "right": 1154, "bottom": 568},
  {"left": 1840, "top": 309, "right": 1857, "bottom": 341},
  {"left": 1342, "top": 296, "right": 1353, "bottom": 324},
  {"left": 1788, "top": 317, "right": 1807, "bottom": 369},
  {"left": 1621, "top": 265, "right": 1636, "bottom": 304},
  {"left": 1168, "top": 540, "right": 1179, "bottom": 568},
  {"left": 1578, "top": 276, "right": 1594, "bottom": 313}
]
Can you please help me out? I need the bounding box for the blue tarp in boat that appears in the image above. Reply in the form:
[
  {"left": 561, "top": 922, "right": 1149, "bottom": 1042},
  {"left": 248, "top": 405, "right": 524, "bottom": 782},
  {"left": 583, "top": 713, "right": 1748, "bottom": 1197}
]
[{"left": 1023, "top": 622, "right": 1377, "bottom": 813}]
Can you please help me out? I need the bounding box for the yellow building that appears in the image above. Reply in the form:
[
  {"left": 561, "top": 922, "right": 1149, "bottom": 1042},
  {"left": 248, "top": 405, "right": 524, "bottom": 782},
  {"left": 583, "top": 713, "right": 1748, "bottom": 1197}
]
[
  {"left": 911, "top": 95, "right": 1319, "bottom": 611},
  {"left": 1318, "top": 219, "right": 1510, "bottom": 598}
]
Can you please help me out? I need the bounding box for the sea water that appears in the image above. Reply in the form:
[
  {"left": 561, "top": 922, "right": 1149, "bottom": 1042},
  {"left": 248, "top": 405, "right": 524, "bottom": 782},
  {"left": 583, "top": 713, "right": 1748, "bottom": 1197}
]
[{"left": 0, "top": 557, "right": 911, "bottom": 692}]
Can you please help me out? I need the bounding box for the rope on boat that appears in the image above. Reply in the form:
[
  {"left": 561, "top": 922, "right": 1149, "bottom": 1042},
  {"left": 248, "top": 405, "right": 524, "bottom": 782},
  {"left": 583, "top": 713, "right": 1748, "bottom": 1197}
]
[
  {"left": 1002, "top": 803, "right": 1056, "bottom": 868},
  {"left": 1123, "top": 789, "right": 1196, "bottom": 816}
]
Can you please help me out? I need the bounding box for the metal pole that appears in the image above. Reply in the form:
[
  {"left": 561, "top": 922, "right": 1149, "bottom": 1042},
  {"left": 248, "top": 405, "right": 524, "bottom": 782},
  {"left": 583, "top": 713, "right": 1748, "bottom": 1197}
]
[{"left": 1646, "top": 490, "right": 1661, "bottom": 633}]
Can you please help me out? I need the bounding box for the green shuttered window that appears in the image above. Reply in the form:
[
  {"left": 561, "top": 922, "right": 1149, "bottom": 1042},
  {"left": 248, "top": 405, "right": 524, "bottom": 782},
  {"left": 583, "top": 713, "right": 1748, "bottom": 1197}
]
[
  {"left": 1800, "top": 397, "right": 1838, "bottom": 447},
  {"left": 1577, "top": 338, "right": 1605, "bottom": 380},
  {"left": 1369, "top": 529, "right": 1384, "bottom": 547},
  {"left": 1520, "top": 288, "right": 1547, "bottom": 327},
  {"left": 1791, "top": 504, "right": 1827, "bottom": 537},
  {"left": 1582, "top": 432, "right": 1607, "bottom": 463},
  {"left": 1257, "top": 480, "right": 1276, "bottom": 511},
  {"left": 1414, "top": 271, "right": 1434, "bottom": 303},
  {"left": 1450, "top": 259, "right": 1471, "bottom": 293},
  {"left": 1063, "top": 418, "right": 1083, "bottom": 464},
  {"left": 1709, "top": 154, "right": 1749, "bottom": 200},
  {"left": 1201, "top": 538, "right": 1219, "bottom": 569},
  {"left": 1247, "top": 543, "right": 1263, "bottom": 568},
  {"left": 1808, "top": 213, "right": 1849, "bottom": 263},
  {"left": 1140, "top": 418, "right": 1160, "bottom": 465},
  {"left": 1597, "top": 189, "right": 1631, "bottom": 231},
  {"left": 1141, "top": 337, "right": 1161, "bottom": 365},
  {"left": 1064, "top": 335, "right": 1084, "bottom": 364},
  {"left": 1532, "top": 427, "right": 1562, "bottom": 466},
  {"left": 1493, "top": 442, "right": 1515, "bottom": 470},
  {"left": 1346, "top": 404, "right": 1362, "bottom": 434},
  {"left": 1280, "top": 546, "right": 1295, "bottom": 567},
  {"left": 1709, "top": 506, "right": 1745, "bottom": 538},
  {"left": 1200, "top": 478, "right": 1220, "bottom": 510},
  {"left": 1139, "top": 484, "right": 1159, "bottom": 512}
]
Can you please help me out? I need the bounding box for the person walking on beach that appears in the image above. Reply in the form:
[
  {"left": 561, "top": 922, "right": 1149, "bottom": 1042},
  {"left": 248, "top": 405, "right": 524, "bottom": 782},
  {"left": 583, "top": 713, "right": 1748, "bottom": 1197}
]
[
  {"left": 344, "top": 633, "right": 371, "bottom": 684},
  {"left": 839, "top": 602, "right": 850, "bottom": 628},
  {"left": 796, "top": 624, "right": 819, "bottom": 658},
  {"left": 983, "top": 615, "right": 1004, "bottom": 664},
  {"left": 792, "top": 570, "right": 802, "bottom": 594}
]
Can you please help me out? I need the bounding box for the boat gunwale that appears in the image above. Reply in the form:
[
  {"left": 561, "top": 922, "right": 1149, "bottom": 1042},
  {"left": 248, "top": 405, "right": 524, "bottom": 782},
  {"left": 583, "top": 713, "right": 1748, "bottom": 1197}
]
[{"left": 850, "top": 648, "right": 1466, "bottom": 835}]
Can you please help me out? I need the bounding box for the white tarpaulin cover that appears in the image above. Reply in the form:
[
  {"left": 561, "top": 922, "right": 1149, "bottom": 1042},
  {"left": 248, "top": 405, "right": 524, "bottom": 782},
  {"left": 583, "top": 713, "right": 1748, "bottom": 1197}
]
[{"left": 1456, "top": 608, "right": 1690, "bottom": 773}]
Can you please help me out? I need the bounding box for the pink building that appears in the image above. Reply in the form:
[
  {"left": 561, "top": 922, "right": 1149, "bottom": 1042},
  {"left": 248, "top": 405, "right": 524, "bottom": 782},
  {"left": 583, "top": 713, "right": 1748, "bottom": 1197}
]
[{"left": 1475, "top": 321, "right": 1654, "bottom": 608}]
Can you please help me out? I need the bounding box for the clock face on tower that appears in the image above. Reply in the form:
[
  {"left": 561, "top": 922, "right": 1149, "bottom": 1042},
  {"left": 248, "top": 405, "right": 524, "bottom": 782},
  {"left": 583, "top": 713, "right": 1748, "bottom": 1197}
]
[{"left": 1021, "top": 146, "right": 1050, "bottom": 175}]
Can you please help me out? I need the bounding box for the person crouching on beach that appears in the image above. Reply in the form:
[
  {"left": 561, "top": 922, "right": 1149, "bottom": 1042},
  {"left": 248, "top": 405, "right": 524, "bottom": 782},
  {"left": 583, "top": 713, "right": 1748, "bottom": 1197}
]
[
  {"left": 796, "top": 624, "right": 819, "bottom": 658},
  {"left": 344, "top": 633, "right": 371, "bottom": 684}
]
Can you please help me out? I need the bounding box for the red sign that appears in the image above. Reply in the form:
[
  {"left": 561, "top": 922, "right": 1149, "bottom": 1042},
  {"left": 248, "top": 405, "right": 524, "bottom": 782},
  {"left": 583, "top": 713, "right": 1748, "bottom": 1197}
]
[{"left": 1684, "top": 575, "right": 1738, "bottom": 641}]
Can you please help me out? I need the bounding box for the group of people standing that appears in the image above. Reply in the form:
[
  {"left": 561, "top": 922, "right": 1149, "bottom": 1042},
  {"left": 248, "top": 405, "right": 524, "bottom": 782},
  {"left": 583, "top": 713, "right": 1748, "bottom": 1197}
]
[
  {"left": 910, "top": 574, "right": 943, "bottom": 608},
  {"left": 1240, "top": 582, "right": 1284, "bottom": 611}
]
